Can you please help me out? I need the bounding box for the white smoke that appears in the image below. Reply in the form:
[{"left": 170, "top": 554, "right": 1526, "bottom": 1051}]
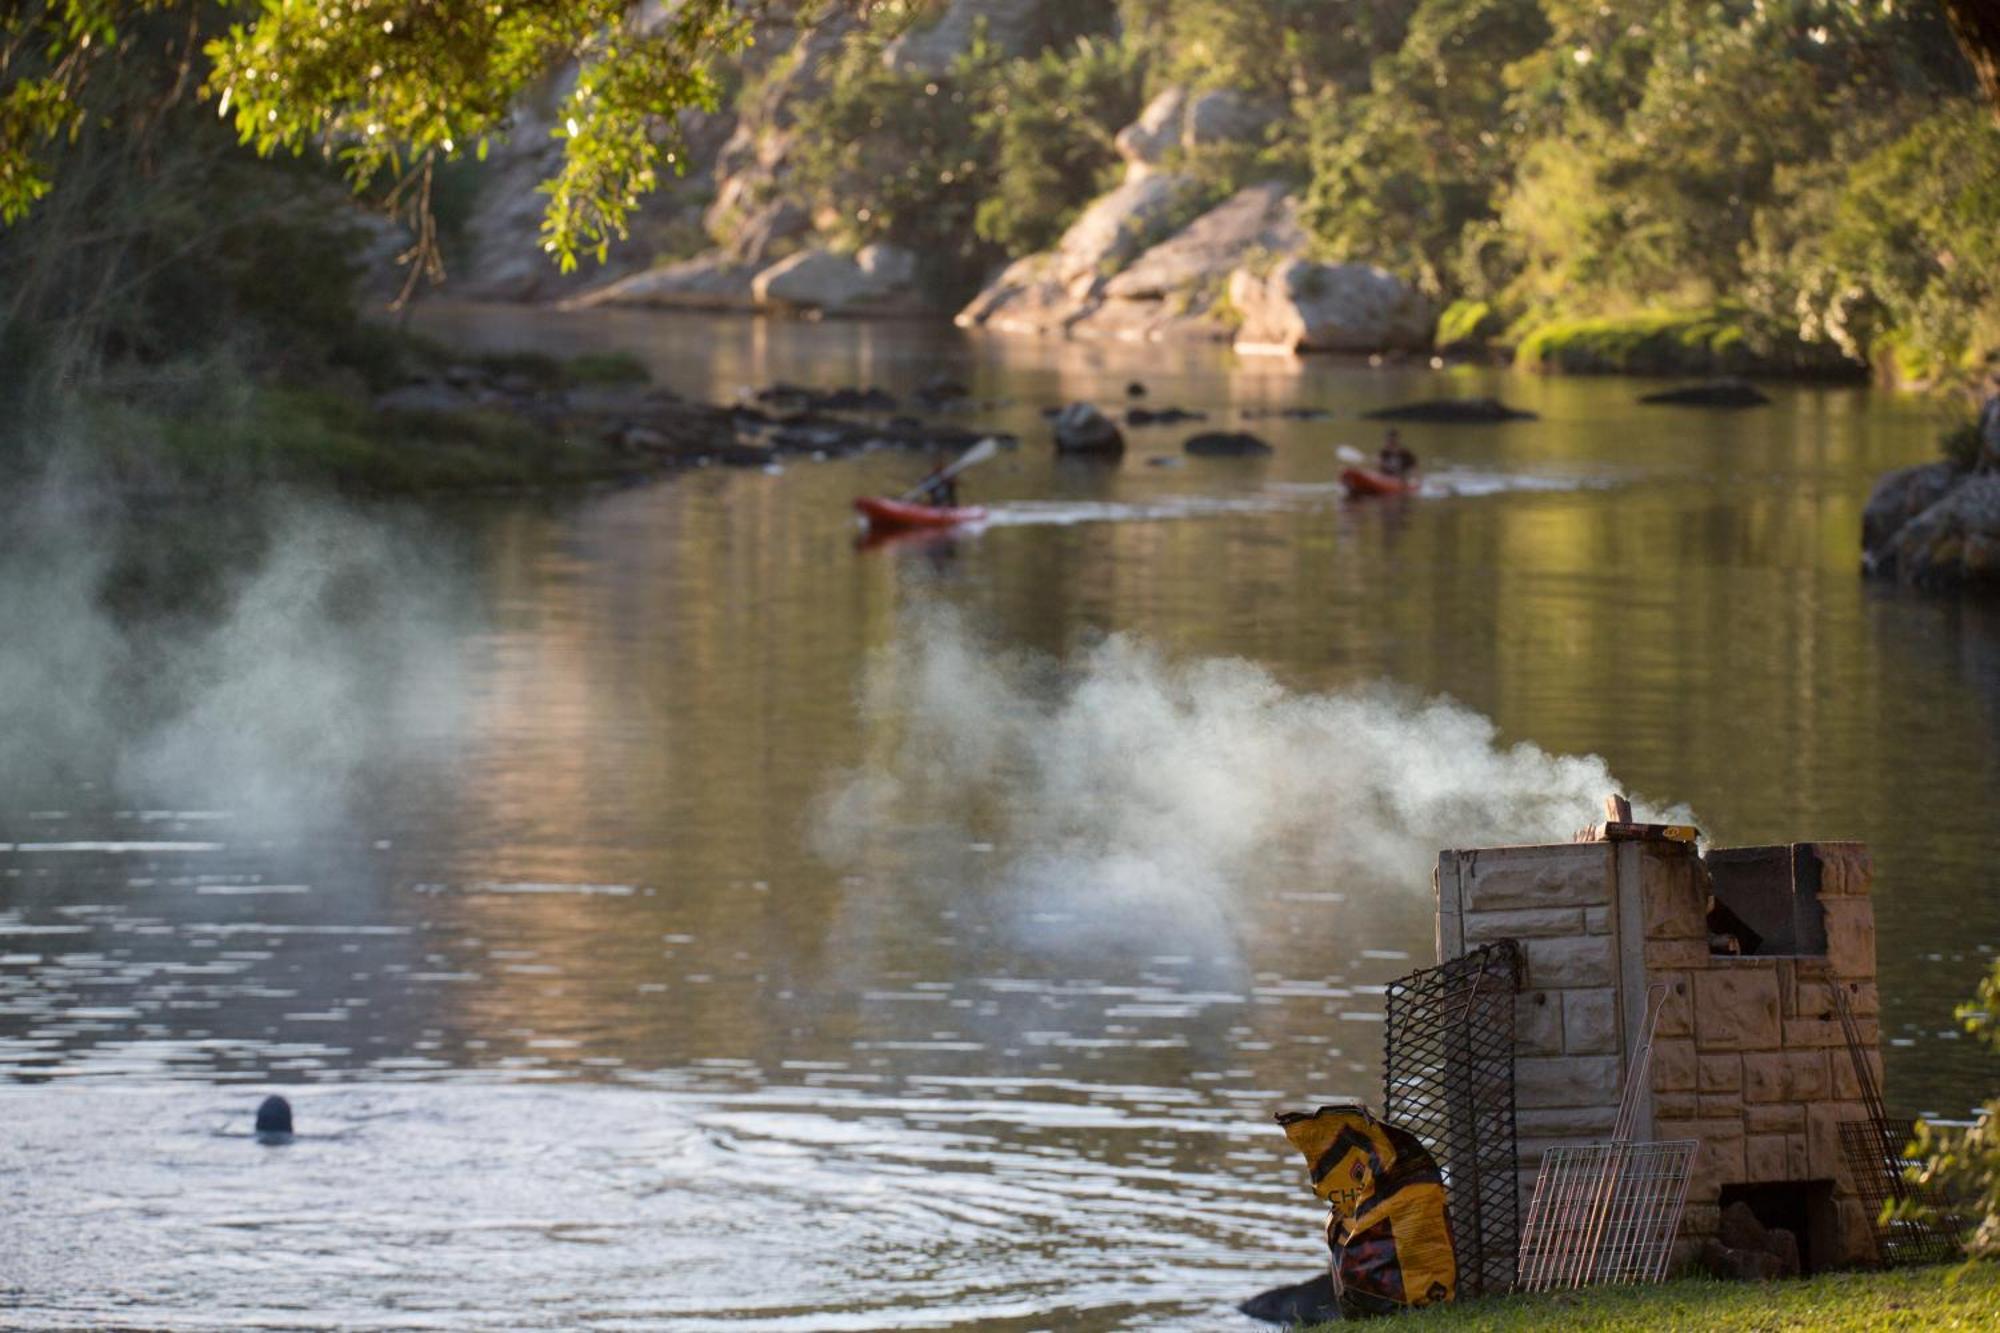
[
  {"left": 0, "top": 485, "right": 471, "bottom": 837},
  {"left": 814, "top": 608, "right": 1691, "bottom": 934}
]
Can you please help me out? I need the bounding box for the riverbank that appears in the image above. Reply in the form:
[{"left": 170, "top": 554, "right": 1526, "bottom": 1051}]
[{"left": 1307, "top": 1264, "right": 1998, "bottom": 1330}]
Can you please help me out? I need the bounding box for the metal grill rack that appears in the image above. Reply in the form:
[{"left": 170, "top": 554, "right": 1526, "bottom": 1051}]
[
  {"left": 1518, "top": 1140, "right": 1698, "bottom": 1288},
  {"left": 1830, "top": 985, "right": 1964, "bottom": 1266},
  {"left": 1383, "top": 940, "right": 1523, "bottom": 1298},
  {"left": 1516, "top": 984, "right": 1696, "bottom": 1292}
]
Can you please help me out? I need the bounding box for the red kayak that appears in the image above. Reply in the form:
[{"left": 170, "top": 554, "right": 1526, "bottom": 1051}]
[
  {"left": 853, "top": 495, "right": 989, "bottom": 531},
  {"left": 1340, "top": 467, "right": 1420, "bottom": 497}
]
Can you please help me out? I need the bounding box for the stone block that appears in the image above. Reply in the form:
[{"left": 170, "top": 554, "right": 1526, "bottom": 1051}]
[
  {"left": 1807, "top": 1099, "right": 1868, "bottom": 1180},
  {"left": 1743, "top": 1049, "right": 1830, "bottom": 1103},
  {"left": 1698, "top": 1094, "right": 1742, "bottom": 1118},
  {"left": 1653, "top": 1038, "right": 1698, "bottom": 1092},
  {"left": 1584, "top": 906, "right": 1610, "bottom": 934},
  {"left": 1662, "top": 1116, "right": 1745, "bottom": 1185},
  {"left": 1643, "top": 850, "right": 1709, "bottom": 939},
  {"left": 1693, "top": 965, "right": 1782, "bottom": 1050},
  {"left": 1821, "top": 897, "right": 1876, "bottom": 980},
  {"left": 1458, "top": 843, "right": 1614, "bottom": 911},
  {"left": 1787, "top": 1133, "right": 1809, "bottom": 1178},
  {"left": 1518, "top": 1054, "right": 1622, "bottom": 1108},
  {"left": 1698, "top": 1054, "right": 1742, "bottom": 1094},
  {"left": 1517, "top": 1106, "right": 1618, "bottom": 1141},
  {"left": 1563, "top": 987, "right": 1619, "bottom": 1055},
  {"left": 1783, "top": 1019, "right": 1841, "bottom": 1047},
  {"left": 1830, "top": 1048, "right": 1885, "bottom": 1102},
  {"left": 1523, "top": 935, "right": 1616, "bottom": 988},
  {"left": 1746, "top": 1133, "right": 1789, "bottom": 1181},
  {"left": 1681, "top": 1202, "right": 1721, "bottom": 1240},
  {"left": 1515, "top": 991, "right": 1564, "bottom": 1055},
  {"left": 1832, "top": 1199, "right": 1878, "bottom": 1266},
  {"left": 1646, "top": 938, "right": 1712, "bottom": 968},
  {"left": 1655, "top": 1091, "right": 1699, "bottom": 1118},
  {"left": 1812, "top": 842, "right": 1873, "bottom": 897},
  {"left": 1654, "top": 974, "right": 1694, "bottom": 1037},
  {"left": 1745, "top": 1103, "right": 1806, "bottom": 1134},
  {"left": 1465, "top": 906, "right": 1585, "bottom": 942}
]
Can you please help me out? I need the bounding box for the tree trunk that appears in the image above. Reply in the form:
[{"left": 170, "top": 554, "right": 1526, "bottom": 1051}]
[{"left": 1941, "top": 0, "right": 2000, "bottom": 121}]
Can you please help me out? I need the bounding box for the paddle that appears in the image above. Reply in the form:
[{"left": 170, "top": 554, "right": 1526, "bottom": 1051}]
[
  {"left": 898, "top": 436, "right": 1001, "bottom": 503},
  {"left": 1335, "top": 444, "right": 1368, "bottom": 464}
]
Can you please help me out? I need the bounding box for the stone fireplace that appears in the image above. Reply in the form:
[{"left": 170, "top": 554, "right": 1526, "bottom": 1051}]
[{"left": 1433, "top": 823, "right": 1882, "bottom": 1271}]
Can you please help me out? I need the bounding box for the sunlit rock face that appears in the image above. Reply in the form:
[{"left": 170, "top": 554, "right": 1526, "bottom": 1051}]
[
  {"left": 1864, "top": 470, "right": 2000, "bottom": 589},
  {"left": 881, "top": 0, "right": 1065, "bottom": 76},
  {"left": 1228, "top": 259, "right": 1436, "bottom": 356}
]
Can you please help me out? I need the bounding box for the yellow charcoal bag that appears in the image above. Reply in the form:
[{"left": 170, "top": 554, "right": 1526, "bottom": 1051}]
[{"left": 1277, "top": 1104, "right": 1458, "bottom": 1318}]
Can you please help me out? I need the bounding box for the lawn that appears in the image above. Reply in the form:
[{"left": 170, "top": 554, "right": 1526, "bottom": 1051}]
[{"left": 1306, "top": 1264, "right": 1999, "bottom": 1330}]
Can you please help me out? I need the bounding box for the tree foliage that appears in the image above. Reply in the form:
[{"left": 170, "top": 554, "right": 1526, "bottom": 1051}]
[{"left": 1911, "top": 958, "right": 2000, "bottom": 1259}]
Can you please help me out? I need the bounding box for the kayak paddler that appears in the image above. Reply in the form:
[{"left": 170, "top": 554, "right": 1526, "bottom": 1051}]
[
  {"left": 1378, "top": 428, "right": 1417, "bottom": 478},
  {"left": 917, "top": 458, "right": 961, "bottom": 508}
]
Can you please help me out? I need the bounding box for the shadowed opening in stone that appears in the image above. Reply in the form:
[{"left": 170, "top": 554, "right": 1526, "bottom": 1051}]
[{"left": 1715, "top": 1180, "right": 1838, "bottom": 1275}]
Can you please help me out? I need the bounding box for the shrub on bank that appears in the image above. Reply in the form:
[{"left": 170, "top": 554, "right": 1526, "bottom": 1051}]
[{"left": 1513, "top": 308, "right": 1863, "bottom": 380}]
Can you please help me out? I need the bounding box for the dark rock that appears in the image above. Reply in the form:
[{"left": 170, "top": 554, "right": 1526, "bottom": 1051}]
[
  {"left": 1184, "top": 430, "right": 1273, "bottom": 457},
  {"left": 1363, "top": 396, "right": 1536, "bottom": 423},
  {"left": 1126, "top": 406, "right": 1207, "bottom": 426},
  {"left": 1242, "top": 406, "right": 1331, "bottom": 421},
  {"left": 1127, "top": 381, "right": 1148, "bottom": 398},
  {"left": 1639, "top": 379, "right": 1772, "bottom": 408},
  {"left": 754, "top": 383, "right": 898, "bottom": 413},
  {"left": 1053, "top": 402, "right": 1125, "bottom": 454},
  {"left": 1863, "top": 461, "right": 1967, "bottom": 568},
  {"left": 1872, "top": 473, "right": 2000, "bottom": 587},
  {"left": 1699, "top": 1236, "right": 1789, "bottom": 1282},
  {"left": 1146, "top": 455, "right": 1184, "bottom": 468},
  {"left": 1240, "top": 1274, "right": 1339, "bottom": 1325},
  {"left": 255, "top": 1094, "right": 293, "bottom": 1141},
  {"left": 916, "top": 374, "right": 970, "bottom": 406}
]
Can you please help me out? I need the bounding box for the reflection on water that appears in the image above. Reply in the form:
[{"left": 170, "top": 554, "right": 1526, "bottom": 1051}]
[{"left": 3, "top": 308, "right": 1996, "bottom": 1327}]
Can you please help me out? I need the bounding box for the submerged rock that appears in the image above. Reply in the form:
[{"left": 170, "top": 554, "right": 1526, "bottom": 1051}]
[
  {"left": 1052, "top": 402, "right": 1125, "bottom": 455},
  {"left": 564, "top": 253, "right": 759, "bottom": 312},
  {"left": 1126, "top": 406, "right": 1206, "bottom": 426},
  {"left": 1230, "top": 258, "right": 1434, "bottom": 355},
  {"left": 1639, "top": 379, "right": 1773, "bottom": 408},
  {"left": 1363, "top": 396, "right": 1537, "bottom": 423},
  {"left": 1184, "top": 430, "right": 1272, "bottom": 457}
]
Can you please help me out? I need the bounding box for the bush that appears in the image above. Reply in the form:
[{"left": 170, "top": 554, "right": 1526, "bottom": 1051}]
[
  {"left": 1911, "top": 958, "right": 2000, "bottom": 1258},
  {"left": 1513, "top": 307, "right": 1863, "bottom": 379}
]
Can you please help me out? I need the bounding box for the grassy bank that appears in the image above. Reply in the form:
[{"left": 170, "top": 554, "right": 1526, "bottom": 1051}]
[
  {"left": 1307, "top": 1264, "right": 2000, "bottom": 1330},
  {"left": 1511, "top": 308, "right": 1866, "bottom": 381}
]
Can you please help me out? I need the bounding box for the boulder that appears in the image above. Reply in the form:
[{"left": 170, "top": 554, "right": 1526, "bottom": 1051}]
[
  {"left": 1077, "top": 184, "right": 1305, "bottom": 342},
  {"left": 955, "top": 173, "right": 1202, "bottom": 333},
  {"left": 1639, "top": 379, "right": 1773, "bottom": 408},
  {"left": 1115, "top": 87, "right": 1189, "bottom": 176},
  {"left": 1229, "top": 258, "right": 1435, "bottom": 355},
  {"left": 1871, "top": 473, "right": 2000, "bottom": 588},
  {"left": 564, "top": 252, "right": 760, "bottom": 311},
  {"left": 882, "top": 0, "right": 1059, "bottom": 75},
  {"left": 1981, "top": 393, "right": 2000, "bottom": 471},
  {"left": 1184, "top": 431, "right": 1273, "bottom": 457},
  {"left": 1052, "top": 402, "right": 1125, "bottom": 455},
  {"left": 1182, "top": 89, "right": 1281, "bottom": 151},
  {"left": 1862, "top": 460, "right": 1962, "bottom": 554},
  {"left": 752, "top": 243, "right": 922, "bottom": 315},
  {"left": 1363, "top": 397, "right": 1537, "bottom": 423}
]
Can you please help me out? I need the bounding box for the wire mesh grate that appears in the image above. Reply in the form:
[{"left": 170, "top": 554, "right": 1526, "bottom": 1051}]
[
  {"left": 1838, "top": 1118, "right": 1964, "bottom": 1267},
  {"left": 1517, "top": 1140, "right": 1697, "bottom": 1290},
  {"left": 1383, "top": 940, "right": 1522, "bottom": 1298}
]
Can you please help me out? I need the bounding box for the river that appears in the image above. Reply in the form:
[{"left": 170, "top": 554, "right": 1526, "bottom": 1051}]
[{"left": 2, "top": 307, "right": 1995, "bottom": 1329}]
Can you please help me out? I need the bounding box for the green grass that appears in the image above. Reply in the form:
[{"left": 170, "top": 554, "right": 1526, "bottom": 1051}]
[
  {"left": 1308, "top": 1264, "right": 2000, "bottom": 1331},
  {"left": 1512, "top": 306, "right": 1863, "bottom": 379}
]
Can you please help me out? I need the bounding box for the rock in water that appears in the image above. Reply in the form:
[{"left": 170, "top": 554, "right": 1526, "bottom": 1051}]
[
  {"left": 1639, "top": 379, "right": 1772, "bottom": 408},
  {"left": 255, "top": 1095, "right": 294, "bottom": 1141},
  {"left": 1867, "top": 473, "right": 2000, "bottom": 588},
  {"left": 1229, "top": 258, "right": 1435, "bottom": 355},
  {"left": 1239, "top": 1274, "right": 1339, "bottom": 1325},
  {"left": 1184, "top": 431, "right": 1273, "bottom": 457},
  {"left": 1363, "top": 397, "right": 1537, "bottom": 423},
  {"left": 1052, "top": 403, "right": 1125, "bottom": 455},
  {"left": 752, "top": 244, "right": 922, "bottom": 316}
]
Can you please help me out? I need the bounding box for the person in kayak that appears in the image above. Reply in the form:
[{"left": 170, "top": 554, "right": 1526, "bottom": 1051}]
[
  {"left": 1378, "top": 428, "right": 1418, "bottom": 478},
  {"left": 917, "top": 458, "right": 961, "bottom": 507}
]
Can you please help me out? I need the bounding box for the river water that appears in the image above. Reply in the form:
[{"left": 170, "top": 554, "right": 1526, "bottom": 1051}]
[{"left": 3, "top": 308, "right": 1996, "bottom": 1329}]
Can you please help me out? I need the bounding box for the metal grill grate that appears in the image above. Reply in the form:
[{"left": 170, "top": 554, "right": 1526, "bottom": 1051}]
[
  {"left": 1518, "top": 1140, "right": 1697, "bottom": 1289},
  {"left": 1382, "top": 940, "right": 1523, "bottom": 1298},
  {"left": 1838, "top": 1119, "right": 1964, "bottom": 1267}
]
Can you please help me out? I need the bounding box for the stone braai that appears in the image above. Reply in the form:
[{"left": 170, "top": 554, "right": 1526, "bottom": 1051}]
[{"left": 1433, "top": 828, "right": 1881, "bottom": 1271}]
